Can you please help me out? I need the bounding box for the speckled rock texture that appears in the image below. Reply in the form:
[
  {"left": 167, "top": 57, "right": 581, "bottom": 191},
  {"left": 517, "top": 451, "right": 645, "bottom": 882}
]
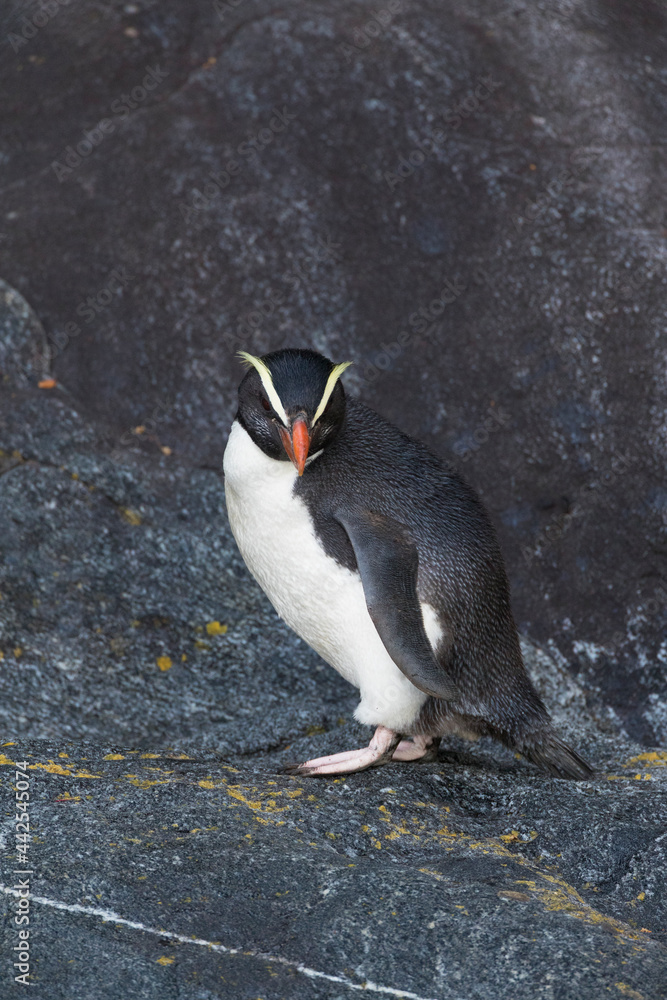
[
  {"left": 0, "top": 0, "right": 666, "bottom": 997},
  {"left": 1, "top": 732, "right": 666, "bottom": 1000}
]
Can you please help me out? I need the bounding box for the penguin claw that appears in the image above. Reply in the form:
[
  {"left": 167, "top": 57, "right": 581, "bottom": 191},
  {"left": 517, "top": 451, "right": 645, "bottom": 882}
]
[
  {"left": 280, "top": 750, "right": 383, "bottom": 777},
  {"left": 279, "top": 761, "right": 311, "bottom": 776},
  {"left": 392, "top": 735, "right": 441, "bottom": 762},
  {"left": 280, "top": 726, "right": 402, "bottom": 777}
]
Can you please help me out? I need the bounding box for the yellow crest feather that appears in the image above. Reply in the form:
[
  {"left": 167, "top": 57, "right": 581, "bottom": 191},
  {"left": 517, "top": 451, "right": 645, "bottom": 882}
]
[
  {"left": 236, "top": 351, "right": 289, "bottom": 425},
  {"left": 312, "top": 361, "right": 353, "bottom": 425}
]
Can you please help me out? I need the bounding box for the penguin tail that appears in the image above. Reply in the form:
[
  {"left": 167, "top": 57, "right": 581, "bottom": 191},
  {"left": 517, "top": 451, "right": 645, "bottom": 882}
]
[{"left": 519, "top": 730, "right": 594, "bottom": 781}]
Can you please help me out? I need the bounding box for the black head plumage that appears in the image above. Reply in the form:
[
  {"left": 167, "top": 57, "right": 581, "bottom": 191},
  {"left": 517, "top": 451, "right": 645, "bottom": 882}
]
[{"left": 235, "top": 348, "right": 351, "bottom": 469}]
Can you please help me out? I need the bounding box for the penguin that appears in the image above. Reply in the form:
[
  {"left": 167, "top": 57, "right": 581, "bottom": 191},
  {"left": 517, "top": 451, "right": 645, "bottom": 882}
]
[{"left": 223, "top": 347, "right": 593, "bottom": 780}]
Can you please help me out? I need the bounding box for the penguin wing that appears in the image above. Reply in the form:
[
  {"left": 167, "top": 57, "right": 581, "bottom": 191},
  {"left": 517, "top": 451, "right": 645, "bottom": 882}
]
[{"left": 336, "top": 510, "right": 458, "bottom": 700}]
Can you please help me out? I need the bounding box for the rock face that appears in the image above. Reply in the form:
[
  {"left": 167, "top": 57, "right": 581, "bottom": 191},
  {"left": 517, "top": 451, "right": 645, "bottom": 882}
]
[
  {"left": 1, "top": 733, "right": 666, "bottom": 1000},
  {"left": 0, "top": 1, "right": 666, "bottom": 997},
  {"left": 1, "top": 311, "right": 665, "bottom": 1000},
  {"left": 1, "top": 0, "right": 666, "bottom": 744}
]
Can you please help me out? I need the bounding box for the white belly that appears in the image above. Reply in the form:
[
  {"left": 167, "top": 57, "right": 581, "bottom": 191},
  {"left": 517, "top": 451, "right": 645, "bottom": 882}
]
[{"left": 223, "top": 421, "right": 439, "bottom": 731}]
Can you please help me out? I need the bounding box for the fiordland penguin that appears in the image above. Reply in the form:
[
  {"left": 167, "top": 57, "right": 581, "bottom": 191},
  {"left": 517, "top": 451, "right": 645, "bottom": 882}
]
[{"left": 223, "top": 348, "right": 593, "bottom": 780}]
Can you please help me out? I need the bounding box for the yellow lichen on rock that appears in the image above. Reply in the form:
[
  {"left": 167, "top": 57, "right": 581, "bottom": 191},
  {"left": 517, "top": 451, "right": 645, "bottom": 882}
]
[
  {"left": 615, "top": 983, "right": 644, "bottom": 999},
  {"left": 625, "top": 751, "right": 667, "bottom": 767},
  {"left": 120, "top": 507, "right": 142, "bottom": 525},
  {"left": 206, "top": 621, "right": 228, "bottom": 636}
]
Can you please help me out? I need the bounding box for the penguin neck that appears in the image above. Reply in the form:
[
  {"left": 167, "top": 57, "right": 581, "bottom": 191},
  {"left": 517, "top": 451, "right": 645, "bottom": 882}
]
[
  {"left": 225, "top": 419, "right": 325, "bottom": 487},
  {"left": 235, "top": 408, "right": 283, "bottom": 463},
  {"left": 224, "top": 420, "right": 295, "bottom": 488}
]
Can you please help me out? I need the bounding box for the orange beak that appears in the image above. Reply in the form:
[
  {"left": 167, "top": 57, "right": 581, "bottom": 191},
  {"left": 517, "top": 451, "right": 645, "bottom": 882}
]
[{"left": 278, "top": 415, "right": 310, "bottom": 476}]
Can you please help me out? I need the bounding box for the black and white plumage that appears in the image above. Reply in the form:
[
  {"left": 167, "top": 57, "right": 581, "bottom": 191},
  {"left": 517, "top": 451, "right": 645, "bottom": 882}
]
[{"left": 223, "top": 348, "right": 593, "bottom": 780}]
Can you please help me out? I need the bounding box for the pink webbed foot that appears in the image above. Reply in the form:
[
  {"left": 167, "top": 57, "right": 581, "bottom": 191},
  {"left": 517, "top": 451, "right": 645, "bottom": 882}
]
[
  {"left": 392, "top": 735, "right": 441, "bottom": 762},
  {"left": 282, "top": 725, "right": 402, "bottom": 777}
]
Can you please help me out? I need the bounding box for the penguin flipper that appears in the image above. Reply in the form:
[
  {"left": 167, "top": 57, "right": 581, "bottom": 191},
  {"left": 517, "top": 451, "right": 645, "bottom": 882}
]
[{"left": 336, "top": 510, "right": 459, "bottom": 700}]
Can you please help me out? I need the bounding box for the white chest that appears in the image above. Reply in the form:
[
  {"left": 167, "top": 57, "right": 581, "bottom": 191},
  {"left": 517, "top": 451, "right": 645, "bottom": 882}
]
[
  {"left": 223, "top": 421, "right": 359, "bottom": 666},
  {"left": 223, "top": 421, "right": 436, "bottom": 731}
]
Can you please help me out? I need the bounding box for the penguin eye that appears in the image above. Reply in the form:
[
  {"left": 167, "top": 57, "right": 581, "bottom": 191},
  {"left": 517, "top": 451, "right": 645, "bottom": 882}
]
[
  {"left": 319, "top": 394, "right": 335, "bottom": 419},
  {"left": 260, "top": 395, "right": 272, "bottom": 412}
]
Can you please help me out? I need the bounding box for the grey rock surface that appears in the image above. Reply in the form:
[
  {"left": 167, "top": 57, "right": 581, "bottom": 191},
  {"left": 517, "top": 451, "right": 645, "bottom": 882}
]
[
  {"left": 1, "top": 0, "right": 666, "bottom": 743},
  {"left": 0, "top": 0, "right": 666, "bottom": 997},
  {"left": 1, "top": 728, "right": 666, "bottom": 1000},
  {"left": 1, "top": 322, "right": 666, "bottom": 1000}
]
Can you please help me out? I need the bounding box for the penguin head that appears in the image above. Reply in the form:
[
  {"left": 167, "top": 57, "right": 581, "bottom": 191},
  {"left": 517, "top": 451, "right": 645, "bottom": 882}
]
[{"left": 235, "top": 348, "right": 352, "bottom": 474}]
